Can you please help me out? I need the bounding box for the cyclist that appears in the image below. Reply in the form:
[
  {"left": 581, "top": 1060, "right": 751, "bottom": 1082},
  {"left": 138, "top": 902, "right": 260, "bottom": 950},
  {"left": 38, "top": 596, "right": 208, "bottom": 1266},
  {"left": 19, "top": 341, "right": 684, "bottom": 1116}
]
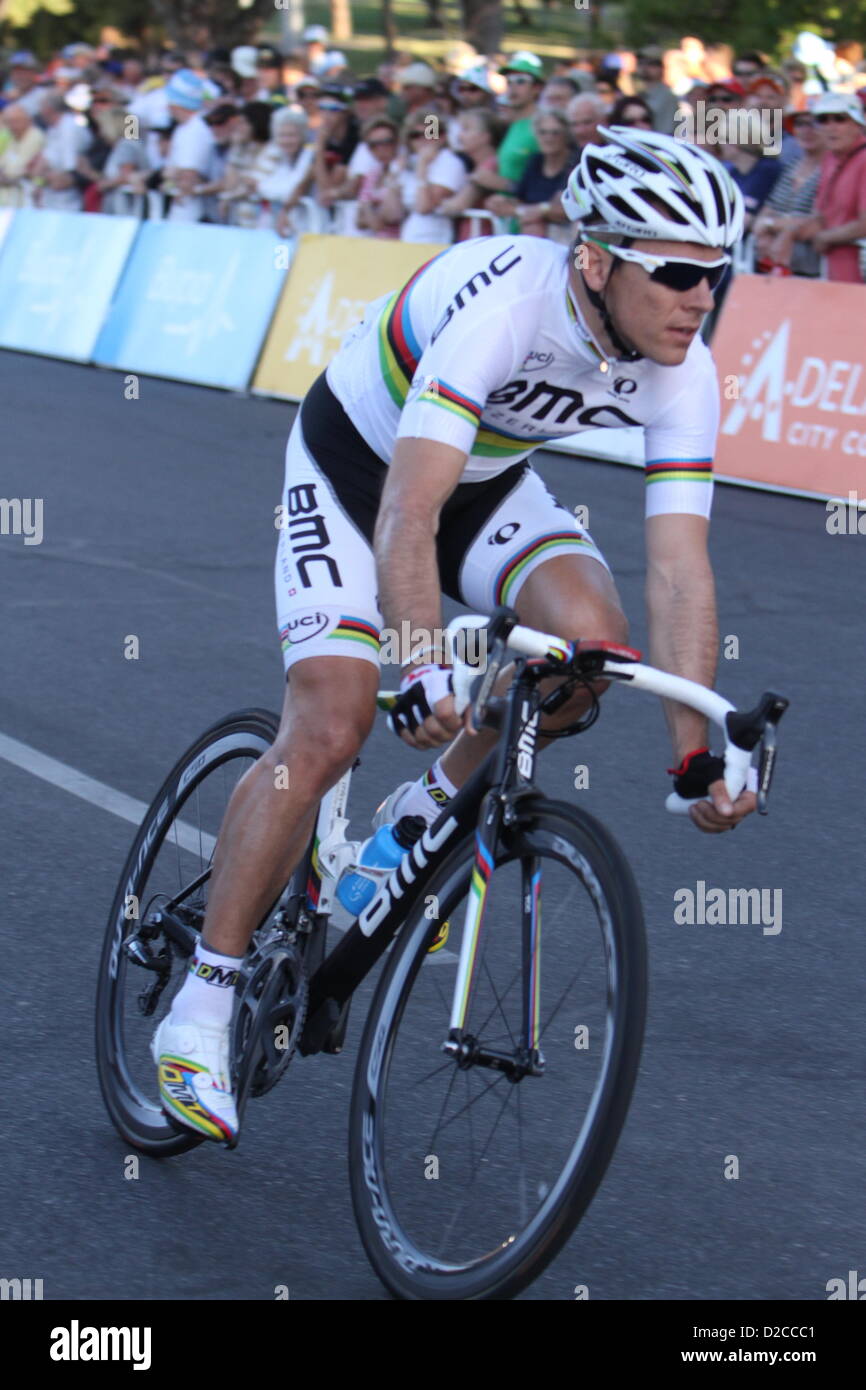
[{"left": 152, "top": 127, "right": 754, "bottom": 1145}]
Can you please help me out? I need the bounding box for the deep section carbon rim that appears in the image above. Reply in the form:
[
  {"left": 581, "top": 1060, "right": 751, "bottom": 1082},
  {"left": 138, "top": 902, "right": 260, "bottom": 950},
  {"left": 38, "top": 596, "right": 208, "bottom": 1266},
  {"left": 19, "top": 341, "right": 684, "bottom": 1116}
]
[
  {"left": 350, "top": 802, "right": 646, "bottom": 1298},
  {"left": 95, "top": 710, "right": 279, "bottom": 1154}
]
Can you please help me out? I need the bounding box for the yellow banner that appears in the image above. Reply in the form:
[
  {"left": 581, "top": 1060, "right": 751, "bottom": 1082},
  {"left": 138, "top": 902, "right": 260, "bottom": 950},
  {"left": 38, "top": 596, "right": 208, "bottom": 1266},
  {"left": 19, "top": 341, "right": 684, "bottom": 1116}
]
[{"left": 253, "top": 234, "right": 446, "bottom": 400}]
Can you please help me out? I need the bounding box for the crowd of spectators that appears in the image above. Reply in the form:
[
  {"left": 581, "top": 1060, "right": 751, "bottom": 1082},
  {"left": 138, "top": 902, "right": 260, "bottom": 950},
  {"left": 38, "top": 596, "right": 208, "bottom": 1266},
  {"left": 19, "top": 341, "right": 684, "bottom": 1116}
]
[{"left": 2, "top": 27, "right": 866, "bottom": 282}]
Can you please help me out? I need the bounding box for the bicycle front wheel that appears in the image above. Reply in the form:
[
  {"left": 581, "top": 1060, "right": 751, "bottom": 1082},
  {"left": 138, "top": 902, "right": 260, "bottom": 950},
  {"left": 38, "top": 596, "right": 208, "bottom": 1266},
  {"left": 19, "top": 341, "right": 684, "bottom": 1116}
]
[{"left": 349, "top": 797, "right": 647, "bottom": 1300}]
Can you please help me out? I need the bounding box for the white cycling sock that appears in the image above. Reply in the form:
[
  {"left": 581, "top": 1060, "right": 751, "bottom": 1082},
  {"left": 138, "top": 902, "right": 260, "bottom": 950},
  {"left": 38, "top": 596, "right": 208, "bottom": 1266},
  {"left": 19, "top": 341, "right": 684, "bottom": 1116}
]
[
  {"left": 170, "top": 942, "right": 244, "bottom": 1028},
  {"left": 395, "top": 759, "right": 458, "bottom": 825}
]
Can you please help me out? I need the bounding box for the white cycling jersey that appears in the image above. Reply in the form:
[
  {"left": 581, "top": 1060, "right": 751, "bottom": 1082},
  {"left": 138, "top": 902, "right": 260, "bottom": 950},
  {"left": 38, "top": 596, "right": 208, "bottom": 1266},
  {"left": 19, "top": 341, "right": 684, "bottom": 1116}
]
[{"left": 326, "top": 235, "right": 720, "bottom": 518}]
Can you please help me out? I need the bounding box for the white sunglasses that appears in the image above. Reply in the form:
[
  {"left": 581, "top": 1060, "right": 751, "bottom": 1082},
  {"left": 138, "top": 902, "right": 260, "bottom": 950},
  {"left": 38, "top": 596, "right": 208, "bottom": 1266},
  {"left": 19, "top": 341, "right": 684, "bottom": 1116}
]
[{"left": 582, "top": 235, "right": 731, "bottom": 290}]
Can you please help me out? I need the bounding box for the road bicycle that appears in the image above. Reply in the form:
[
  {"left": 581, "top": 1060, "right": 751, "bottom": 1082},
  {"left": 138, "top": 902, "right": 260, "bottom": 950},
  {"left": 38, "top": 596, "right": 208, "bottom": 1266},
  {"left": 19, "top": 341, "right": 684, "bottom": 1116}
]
[{"left": 95, "top": 606, "right": 787, "bottom": 1300}]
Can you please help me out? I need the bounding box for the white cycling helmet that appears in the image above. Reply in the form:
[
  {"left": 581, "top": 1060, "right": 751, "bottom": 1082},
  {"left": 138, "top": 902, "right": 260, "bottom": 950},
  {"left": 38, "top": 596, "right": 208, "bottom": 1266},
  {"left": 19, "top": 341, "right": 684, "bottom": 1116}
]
[{"left": 563, "top": 126, "right": 744, "bottom": 249}]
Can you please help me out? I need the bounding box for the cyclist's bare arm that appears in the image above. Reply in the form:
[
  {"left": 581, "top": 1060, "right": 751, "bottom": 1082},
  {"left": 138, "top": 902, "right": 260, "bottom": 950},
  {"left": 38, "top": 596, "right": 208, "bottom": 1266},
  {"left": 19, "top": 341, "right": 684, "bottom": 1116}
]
[
  {"left": 645, "top": 512, "right": 755, "bottom": 830},
  {"left": 374, "top": 437, "right": 467, "bottom": 747}
]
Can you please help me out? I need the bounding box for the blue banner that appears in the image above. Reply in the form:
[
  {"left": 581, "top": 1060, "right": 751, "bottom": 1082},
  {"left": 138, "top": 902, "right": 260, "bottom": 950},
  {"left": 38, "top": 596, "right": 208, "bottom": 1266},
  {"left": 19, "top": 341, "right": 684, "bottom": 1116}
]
[
  {"left": 94, "top": 222, "right": 287, "bottom": 389},
  {"left": 0, "top": 210, "right": 138, "bottom": 361}
]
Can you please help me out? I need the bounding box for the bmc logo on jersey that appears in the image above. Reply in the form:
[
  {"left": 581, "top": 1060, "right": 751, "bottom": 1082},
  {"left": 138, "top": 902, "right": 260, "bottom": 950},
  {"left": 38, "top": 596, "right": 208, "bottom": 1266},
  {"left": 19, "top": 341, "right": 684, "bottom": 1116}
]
[
  {"left": 487, "top": 378, "right": 641, "bottom": 428},
  {"left": 286, "top": 610, "right": 330, "bottom": 642},
  {"left": 431, "top": 246, "right": 522, "bottom": 343}
]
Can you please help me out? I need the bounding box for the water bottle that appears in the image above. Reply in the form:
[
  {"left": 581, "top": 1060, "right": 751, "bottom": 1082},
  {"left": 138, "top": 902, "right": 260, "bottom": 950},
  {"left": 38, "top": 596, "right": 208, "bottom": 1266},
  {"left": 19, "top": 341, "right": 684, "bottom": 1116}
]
[{"left": 336, "top": 815, "right": 426, "bottom": 915}]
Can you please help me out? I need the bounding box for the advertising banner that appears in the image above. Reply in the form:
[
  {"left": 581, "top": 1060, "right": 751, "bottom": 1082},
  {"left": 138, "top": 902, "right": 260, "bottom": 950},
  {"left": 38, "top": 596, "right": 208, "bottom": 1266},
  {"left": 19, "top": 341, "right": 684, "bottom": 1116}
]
[
  {"left": 253, "top": 234, "right": 446, "bottom": 400},
  {"left": 712, "top": 274, "right": 866, "bottom": 500},
  {"left": 0, "top": 210, "right": 138, "bottom": 360},
  {"left": 0, "top": 208, "right": 14, "bottom": 255},
  {"left": 94, "top": 222, "right": 286, "bottom": 390}
]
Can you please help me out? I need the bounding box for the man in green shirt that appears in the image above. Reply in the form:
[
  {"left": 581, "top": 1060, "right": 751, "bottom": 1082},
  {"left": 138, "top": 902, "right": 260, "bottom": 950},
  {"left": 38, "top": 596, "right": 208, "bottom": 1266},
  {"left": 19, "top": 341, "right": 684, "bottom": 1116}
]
[
  {"left": 471, "top": 50, "right": 543, "bottom": 205},
  {"left": 497, "top": 51, "right": 543, "bottom": 182}
]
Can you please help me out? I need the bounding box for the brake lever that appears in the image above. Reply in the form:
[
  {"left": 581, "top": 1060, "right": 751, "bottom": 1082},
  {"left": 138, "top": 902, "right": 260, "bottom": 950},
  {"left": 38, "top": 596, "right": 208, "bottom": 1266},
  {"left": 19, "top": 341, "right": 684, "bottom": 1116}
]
[{"left": 756, "top": 705, "right": 786, "bottom": 815}]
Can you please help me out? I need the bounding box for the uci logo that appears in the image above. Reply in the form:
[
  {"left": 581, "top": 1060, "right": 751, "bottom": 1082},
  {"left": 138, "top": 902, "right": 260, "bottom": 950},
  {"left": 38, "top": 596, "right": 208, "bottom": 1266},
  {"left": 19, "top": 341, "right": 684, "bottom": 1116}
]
[
  {"left": 487, "top": 522, "right": 521, "bottom": 546},
  {"left": 287, "top": 611, "right": 329, "bottom": 642}
]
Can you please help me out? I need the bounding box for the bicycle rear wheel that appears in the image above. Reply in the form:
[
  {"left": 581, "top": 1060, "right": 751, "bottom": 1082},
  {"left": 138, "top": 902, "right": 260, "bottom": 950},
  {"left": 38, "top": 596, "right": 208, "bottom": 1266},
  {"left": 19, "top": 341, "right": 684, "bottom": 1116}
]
[
  {"left": 349, "top": 796, "right": 647, "bottom": 1300},
  {"left": 95, "top": 709, "right": 279, "bottom": 1156}
]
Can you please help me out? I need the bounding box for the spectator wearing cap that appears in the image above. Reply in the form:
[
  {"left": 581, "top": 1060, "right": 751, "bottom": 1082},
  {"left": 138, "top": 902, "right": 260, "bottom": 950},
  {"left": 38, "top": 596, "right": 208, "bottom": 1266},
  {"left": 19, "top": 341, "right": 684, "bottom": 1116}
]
[
  {"left": 379, "top": 108, "right": 468, "bottom": 242},
  {"left": 162, "top": 69, "right": 216, "bottom": 222},
  {"left": 447, "top": 65, "right": 495, "bottom": 153},
  {"left": 699, "top": 77, "right": 746, "bottom": 147},
  {"left": 635, "top": 46, "right": 679, "bottom": 134},
  {"left": 257, "top": 46, "right": 286, "bottom": 101},
  {"left": 0, "top": 103, "right": 44, "bottom": 207},
  {"left": 313, "top": 85, "right": 360, "bottom": 209},
  {"left": 744, "top": 74, "right": 801, "bottom": 168},
  {"left": 318, "top": 79, "right": 394, "bottom": 213},
  {"left": 752, "top": 109, "right": 825, "bottom": 277},
  {"left": 231, "top": 47, "right": 267, "bottom": 102},
  {"left": 471, "top": 52, "right": 544, "bottom": 201},
  {"left": 252, "top": 107, "right": 314, "bottom": 235},
  {"left": 485, "top": 106, "right": 573, "bottom": 241},
  {"left": 797, "top": 93, "right": 866, "bottom": 282},
  {"left": 5, "top": 52, "right": 45, "bottom": 119},
  {"left": 30, "top": 91, "right": 91, "bottom": 210},
  {"left": 188, "top": 103, "right": 236, "bottom": 220}
]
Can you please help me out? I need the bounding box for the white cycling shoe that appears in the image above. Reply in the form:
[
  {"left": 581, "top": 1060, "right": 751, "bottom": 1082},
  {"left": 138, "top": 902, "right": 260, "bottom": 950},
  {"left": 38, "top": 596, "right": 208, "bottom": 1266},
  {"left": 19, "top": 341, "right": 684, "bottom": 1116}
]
[
  {"left": 151, "top": 1012, "right": 239, "bottom": 1147},
  {"left": 371, "top": 781, "right": 414, "bottom": 831}
]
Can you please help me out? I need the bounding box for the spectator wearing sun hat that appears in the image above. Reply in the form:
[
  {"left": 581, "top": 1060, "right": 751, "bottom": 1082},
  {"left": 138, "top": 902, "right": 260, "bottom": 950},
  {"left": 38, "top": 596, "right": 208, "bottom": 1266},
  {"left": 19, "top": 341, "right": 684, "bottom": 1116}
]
[
  {"left": 797, "top": 92, "right": 866, "bottom": 282},
  {"left": 394, "top": 62, "right": 440, "bottom": 119},
  {"left": 163, "top": 68, "right": 217, "bottom": 221}
]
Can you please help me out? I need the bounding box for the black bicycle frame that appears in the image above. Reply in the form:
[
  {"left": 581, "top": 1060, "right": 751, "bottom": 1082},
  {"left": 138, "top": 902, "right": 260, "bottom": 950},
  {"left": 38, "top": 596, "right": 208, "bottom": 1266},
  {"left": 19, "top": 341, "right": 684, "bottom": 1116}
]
[{"left": 300, "top": 660, "right": 545, "bottom": 1053}]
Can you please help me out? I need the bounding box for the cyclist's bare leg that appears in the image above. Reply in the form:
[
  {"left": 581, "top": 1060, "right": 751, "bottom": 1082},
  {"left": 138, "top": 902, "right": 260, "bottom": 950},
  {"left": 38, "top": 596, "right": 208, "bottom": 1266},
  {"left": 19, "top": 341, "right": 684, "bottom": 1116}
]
[
  {"left": 203, "top": 656, "right": 380, "bottom": 957},
  {"left": 440, "top": 554, "right": 628, "bottom": 787}
]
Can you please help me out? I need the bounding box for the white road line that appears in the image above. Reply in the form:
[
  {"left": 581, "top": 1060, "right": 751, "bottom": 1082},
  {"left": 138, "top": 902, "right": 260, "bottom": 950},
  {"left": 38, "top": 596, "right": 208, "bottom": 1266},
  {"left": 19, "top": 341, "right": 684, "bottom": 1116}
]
[
  {"left": 0, "top": 729, "right": 458, "bottom": 960},
  {"left": 0, "top": 731, "right": 211, "bottom": 857}
]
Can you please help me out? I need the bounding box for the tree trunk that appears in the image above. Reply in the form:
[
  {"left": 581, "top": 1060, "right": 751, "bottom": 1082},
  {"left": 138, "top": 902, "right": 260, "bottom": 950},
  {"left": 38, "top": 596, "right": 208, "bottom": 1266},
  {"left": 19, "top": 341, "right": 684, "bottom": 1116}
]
[
  {"left": 330, "top": 0, "right": 352, "bottom": 43},
  {"left": 382, "top": 0, "right": 399, "bottom": 59},
  {"left": 461, "top": 0, "right": 504, "bottom": 55}
]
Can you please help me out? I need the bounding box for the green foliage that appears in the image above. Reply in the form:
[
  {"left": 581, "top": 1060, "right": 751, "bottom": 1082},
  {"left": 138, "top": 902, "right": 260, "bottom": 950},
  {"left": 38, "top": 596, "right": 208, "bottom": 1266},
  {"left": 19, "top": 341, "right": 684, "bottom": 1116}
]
[{"left": 623, "top": 0, "right": 864, "bottom": 59}]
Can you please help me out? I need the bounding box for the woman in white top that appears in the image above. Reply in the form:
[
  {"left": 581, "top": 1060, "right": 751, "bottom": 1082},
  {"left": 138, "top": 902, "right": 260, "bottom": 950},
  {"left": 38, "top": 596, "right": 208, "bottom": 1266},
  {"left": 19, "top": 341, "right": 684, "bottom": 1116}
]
[
  {"left": 253, "top": 107, "right": 315, "bottom": 235},
  {"left": 379, "top": 109, "right": 468, "bottom": 244}
]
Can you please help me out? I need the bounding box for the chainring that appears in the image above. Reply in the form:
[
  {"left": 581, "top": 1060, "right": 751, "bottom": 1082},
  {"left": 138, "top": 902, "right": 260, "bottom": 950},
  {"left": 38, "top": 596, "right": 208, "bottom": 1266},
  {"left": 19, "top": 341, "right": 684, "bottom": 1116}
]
[{"left": 232, "top": 937, "right": 308, "bottom": 1102}]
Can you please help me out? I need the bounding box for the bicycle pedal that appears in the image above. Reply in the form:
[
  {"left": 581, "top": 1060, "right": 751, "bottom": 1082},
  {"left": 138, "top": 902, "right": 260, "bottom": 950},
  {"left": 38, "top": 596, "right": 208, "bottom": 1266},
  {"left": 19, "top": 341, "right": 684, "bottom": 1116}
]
[{"left": 427, "top": 921, "right": 450, "bottom": 953}]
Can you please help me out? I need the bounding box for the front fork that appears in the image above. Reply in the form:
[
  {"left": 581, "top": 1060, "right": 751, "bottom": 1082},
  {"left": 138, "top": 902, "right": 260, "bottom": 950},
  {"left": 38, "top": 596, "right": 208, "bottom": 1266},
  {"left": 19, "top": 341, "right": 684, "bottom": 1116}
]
[{"left": 443, "top": 674, "right": 545, "bottom": 1078}]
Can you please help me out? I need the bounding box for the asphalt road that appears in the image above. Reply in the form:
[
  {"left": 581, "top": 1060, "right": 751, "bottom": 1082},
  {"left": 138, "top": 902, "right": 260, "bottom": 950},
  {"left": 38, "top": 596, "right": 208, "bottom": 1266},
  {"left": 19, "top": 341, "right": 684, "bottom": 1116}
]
[{"left": 1, "top": 349, "right": 863, "bottom": 1302}]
